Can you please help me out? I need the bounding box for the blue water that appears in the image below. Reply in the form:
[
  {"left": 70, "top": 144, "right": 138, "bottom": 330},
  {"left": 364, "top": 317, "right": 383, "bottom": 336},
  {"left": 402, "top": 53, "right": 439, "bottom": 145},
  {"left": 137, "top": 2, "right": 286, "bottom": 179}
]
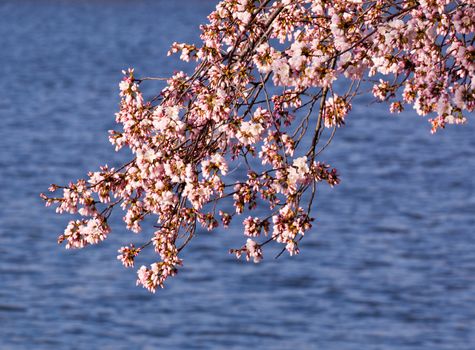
[{"left": 1, "top": 1, "right": 475, "bottom": 349}]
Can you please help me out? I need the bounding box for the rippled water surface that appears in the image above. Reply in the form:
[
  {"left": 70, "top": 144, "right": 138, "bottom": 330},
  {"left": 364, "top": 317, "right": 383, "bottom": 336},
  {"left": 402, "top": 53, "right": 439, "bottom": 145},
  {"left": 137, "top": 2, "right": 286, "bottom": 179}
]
[{"left": 1, "top": 1, "right": 475, "bottom": 349}]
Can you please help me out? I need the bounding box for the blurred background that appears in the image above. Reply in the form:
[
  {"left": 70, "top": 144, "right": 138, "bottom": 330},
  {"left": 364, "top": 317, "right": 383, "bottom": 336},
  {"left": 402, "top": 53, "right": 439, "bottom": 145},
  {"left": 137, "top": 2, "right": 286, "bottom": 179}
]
[{"left": 1, "top": 1, "right": 474, "bottom": 349}]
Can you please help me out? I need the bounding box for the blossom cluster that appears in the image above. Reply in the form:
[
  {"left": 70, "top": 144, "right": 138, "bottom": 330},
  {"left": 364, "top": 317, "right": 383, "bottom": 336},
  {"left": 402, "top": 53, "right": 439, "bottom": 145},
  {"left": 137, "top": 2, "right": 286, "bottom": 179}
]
[{"left": 43, "top": 0, "right": 473, "bottom": 292}]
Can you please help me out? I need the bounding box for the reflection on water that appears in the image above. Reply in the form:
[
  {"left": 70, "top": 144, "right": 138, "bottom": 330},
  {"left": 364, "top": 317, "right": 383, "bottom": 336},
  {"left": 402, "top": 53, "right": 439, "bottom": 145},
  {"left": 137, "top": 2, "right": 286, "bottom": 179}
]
[{"left": 1, "top": 1, "right": 474, "bottom": 349}]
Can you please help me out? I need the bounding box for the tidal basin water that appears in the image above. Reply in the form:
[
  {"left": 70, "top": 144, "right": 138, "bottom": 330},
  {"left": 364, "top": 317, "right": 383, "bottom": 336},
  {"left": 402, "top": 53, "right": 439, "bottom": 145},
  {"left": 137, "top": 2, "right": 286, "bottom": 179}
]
[{"left": 1, "top": 1, "right": 475, "bottom": 349}]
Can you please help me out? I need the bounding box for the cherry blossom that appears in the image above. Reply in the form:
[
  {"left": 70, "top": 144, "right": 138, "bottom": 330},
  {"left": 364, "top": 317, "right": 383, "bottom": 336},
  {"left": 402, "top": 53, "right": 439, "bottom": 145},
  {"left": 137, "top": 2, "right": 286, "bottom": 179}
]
[{"left": 42, "top": 0, "right": 474, "bottom": 292}]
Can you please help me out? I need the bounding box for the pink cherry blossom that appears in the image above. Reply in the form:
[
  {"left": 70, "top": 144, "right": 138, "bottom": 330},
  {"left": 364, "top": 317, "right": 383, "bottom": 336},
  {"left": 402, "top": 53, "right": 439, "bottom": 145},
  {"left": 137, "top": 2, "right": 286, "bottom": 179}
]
[{"left": 42, "top": 0, "right": 474, "bottom": 292}]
